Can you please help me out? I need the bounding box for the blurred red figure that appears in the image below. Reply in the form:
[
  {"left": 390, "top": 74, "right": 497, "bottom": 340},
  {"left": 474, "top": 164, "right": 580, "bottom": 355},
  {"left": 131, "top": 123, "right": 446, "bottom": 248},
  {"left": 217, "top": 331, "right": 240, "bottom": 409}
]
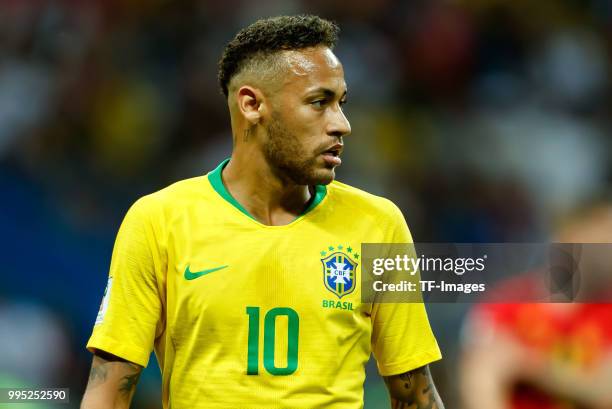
[{"left": 460, "top": 205, "right": 612, "bottom": 409}]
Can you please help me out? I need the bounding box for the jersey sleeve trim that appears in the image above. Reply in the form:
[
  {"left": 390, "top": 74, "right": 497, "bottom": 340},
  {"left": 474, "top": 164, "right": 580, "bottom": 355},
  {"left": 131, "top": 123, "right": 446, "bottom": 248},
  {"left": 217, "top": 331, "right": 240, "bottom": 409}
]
[
  {"left": 86, "top": 332, "right": 151, "bottom": 368},
  {"left": 376, "top": 348, "right": 442, "bottom": 377}
]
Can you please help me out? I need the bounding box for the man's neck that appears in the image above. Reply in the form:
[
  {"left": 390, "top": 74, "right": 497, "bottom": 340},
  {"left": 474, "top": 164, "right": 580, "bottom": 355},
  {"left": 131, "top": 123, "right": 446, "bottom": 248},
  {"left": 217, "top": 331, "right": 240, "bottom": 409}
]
[{"left": 221, "top": 153, "right": 313, "bottom": 226}]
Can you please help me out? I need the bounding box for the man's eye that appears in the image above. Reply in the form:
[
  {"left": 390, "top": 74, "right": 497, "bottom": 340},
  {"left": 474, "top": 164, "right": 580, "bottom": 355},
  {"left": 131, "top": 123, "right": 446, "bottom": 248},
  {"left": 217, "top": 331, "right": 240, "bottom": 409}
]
[{"left": 311, "top": 100, "right": 326, "bottom": 108}]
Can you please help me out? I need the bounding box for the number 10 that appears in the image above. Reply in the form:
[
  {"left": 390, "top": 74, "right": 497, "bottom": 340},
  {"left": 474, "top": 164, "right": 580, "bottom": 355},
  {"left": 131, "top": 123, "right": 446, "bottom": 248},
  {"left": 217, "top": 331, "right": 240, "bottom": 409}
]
[{"left": 246, "top": 306, "right": 299, "bottom": 376}]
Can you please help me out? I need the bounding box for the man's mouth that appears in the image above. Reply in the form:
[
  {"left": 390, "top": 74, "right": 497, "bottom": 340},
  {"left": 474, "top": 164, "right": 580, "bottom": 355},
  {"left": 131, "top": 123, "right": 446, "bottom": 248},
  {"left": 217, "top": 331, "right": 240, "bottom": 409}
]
[{"left": 321, "top": 143, "right": 343, "bottom": 166}]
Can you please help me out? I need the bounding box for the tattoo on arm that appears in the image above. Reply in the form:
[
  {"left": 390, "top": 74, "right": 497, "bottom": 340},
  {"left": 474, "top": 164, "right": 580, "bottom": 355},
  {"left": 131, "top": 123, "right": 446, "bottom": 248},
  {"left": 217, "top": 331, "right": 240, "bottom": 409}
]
[
  {"left": 86, "top": 350, "right": 142, "bottom": 398},
  {"left": 118, "top": 367, "right": 142, "bottom": 398},
  {"left": 384, "top": 366, "right": 443, "bottom": 409},
  {"left": 399, "top": 371, "right": 413, "bottom": 390},
  {"left": 88, "top": 362, "right": 108, "bottom": 385}
]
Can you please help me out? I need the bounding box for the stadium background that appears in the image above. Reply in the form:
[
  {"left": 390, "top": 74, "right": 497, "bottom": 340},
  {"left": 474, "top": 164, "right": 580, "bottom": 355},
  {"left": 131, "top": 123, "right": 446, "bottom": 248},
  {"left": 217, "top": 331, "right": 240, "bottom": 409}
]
[{"left": 1, "top": 0, "right": 611, "bottom": 407}]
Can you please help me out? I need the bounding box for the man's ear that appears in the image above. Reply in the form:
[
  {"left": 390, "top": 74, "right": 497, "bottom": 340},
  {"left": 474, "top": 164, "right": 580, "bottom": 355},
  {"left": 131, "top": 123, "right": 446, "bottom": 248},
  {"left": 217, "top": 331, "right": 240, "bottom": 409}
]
[{"left": 237, "top": 86, "right": 266, "bottom": 125}]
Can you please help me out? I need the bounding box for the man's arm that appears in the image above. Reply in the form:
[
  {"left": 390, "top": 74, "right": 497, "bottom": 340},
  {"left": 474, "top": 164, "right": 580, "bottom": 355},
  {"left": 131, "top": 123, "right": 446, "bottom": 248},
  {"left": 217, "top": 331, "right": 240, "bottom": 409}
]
[
  {"left": 460, "top": 312, "right": 612, "bottom": 409},
  {"left": 383, "top": 365, "right": 445, "bottom": 409},
  {"left": 81, "top": 350, "right": 143, "bottom": 409}
]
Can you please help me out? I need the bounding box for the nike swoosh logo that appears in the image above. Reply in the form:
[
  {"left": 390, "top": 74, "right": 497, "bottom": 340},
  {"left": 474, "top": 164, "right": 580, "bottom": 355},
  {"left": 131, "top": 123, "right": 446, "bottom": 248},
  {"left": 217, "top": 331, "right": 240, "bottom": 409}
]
[{"left": 184, "top": 264, "right": 228, "bottom": 280}]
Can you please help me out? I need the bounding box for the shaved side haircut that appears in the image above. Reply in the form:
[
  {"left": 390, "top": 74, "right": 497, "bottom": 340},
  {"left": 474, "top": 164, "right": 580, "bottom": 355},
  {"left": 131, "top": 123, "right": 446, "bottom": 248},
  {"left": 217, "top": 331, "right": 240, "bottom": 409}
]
[{"left": 217, "top": 15, "right": 339, "bottom": 97}]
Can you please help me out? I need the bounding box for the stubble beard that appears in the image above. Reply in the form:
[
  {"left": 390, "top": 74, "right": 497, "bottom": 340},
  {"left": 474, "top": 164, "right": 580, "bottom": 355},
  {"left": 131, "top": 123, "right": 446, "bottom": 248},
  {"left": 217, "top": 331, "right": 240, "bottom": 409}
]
[{"left": 262, "top": 114, "right": 335, "bottom": 186}]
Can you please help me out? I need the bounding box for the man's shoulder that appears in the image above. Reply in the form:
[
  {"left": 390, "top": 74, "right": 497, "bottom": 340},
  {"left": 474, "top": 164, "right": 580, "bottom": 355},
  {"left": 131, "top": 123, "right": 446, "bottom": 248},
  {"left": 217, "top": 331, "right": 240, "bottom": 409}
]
[{"left": 327, "top": 180, "right": 403, "bottom": 218}]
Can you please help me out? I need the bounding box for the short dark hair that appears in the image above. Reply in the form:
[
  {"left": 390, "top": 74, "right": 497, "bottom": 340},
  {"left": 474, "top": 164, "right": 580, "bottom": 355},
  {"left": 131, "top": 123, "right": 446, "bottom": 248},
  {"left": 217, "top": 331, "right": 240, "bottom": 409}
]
[{"left": 218, "top": 15, "right": 340, "bottom": 97}]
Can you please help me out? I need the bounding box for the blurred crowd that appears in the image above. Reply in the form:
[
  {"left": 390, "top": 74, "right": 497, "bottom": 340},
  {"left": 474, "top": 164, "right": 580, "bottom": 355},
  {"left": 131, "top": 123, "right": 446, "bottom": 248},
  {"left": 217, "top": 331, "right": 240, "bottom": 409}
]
[{"left": 1, "top": 0, "right": 611, "bottom": 408}]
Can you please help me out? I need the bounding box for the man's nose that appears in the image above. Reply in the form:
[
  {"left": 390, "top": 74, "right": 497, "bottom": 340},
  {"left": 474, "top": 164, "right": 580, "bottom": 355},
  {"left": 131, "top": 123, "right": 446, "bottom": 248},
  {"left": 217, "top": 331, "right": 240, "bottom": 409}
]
[{"left": 327, "top": 106, "right": 351, "bottom": 138}]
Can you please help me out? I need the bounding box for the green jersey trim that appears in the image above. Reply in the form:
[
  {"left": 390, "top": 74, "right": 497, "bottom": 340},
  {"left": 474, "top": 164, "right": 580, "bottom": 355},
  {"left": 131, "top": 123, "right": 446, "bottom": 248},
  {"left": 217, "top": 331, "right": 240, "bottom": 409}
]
[
  {"left": 208, "top": 158, "right": 251, "bottom": 219},
  {"left": 207, "top": 158, "right": 327, "bottom": 222}
]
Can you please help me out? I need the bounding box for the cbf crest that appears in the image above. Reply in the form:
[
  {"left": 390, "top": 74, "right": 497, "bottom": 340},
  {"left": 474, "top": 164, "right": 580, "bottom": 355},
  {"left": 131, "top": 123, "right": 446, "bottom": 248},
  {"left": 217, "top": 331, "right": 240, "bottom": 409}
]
[{"left": 320, "top": 245, "right": 359, "bottom": 298}]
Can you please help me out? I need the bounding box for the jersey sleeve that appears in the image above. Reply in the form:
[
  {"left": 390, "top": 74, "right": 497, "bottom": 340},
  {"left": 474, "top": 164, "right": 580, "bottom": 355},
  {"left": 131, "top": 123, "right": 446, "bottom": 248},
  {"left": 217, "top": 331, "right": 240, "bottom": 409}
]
[
  {"left": 86, "top": 196, "right": 165, "bottom": 367},
  {"left": 370, "top": 201, "right": 442, "bottom": 376}
]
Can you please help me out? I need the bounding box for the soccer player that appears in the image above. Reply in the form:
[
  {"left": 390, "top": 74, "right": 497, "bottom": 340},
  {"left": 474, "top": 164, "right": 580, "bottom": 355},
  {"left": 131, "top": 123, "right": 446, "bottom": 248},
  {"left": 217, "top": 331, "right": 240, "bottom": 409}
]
[
  {"left": 460, "top": 205, "right": 612, "bottom": 409},
  {"left": 81, "top": 15, "right": 443, "bottom": 409}
]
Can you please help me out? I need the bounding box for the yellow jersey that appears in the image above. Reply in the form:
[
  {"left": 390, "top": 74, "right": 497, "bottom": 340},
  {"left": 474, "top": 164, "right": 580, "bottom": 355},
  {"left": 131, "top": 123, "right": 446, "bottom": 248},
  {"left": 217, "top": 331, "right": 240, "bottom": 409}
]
[{"left": 87, "top": 159, "right": 441, "bottom": 409}]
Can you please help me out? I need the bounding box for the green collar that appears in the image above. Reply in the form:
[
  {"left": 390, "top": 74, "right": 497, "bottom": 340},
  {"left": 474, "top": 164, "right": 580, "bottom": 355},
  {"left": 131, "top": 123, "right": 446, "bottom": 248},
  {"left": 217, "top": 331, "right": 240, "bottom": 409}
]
[{"left": 207, "top": 158, "right": 327, "bottom": 222}]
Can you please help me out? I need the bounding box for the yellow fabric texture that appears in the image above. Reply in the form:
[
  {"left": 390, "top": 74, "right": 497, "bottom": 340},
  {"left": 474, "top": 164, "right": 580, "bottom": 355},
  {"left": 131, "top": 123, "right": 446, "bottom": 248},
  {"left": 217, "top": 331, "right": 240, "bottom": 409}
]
[{"left": 87, "top": 171, "right": 441, "bottom": 409}]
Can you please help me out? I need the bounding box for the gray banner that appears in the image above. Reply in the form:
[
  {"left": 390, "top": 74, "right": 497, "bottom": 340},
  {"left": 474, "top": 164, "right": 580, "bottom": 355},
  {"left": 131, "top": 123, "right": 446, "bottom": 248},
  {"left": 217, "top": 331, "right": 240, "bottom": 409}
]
[
  {"left": 0, "top": 388, "right": 69, "bottom": 403},
  {"left": 361, "top": 243, "right": 612, "bottom": 303}
]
